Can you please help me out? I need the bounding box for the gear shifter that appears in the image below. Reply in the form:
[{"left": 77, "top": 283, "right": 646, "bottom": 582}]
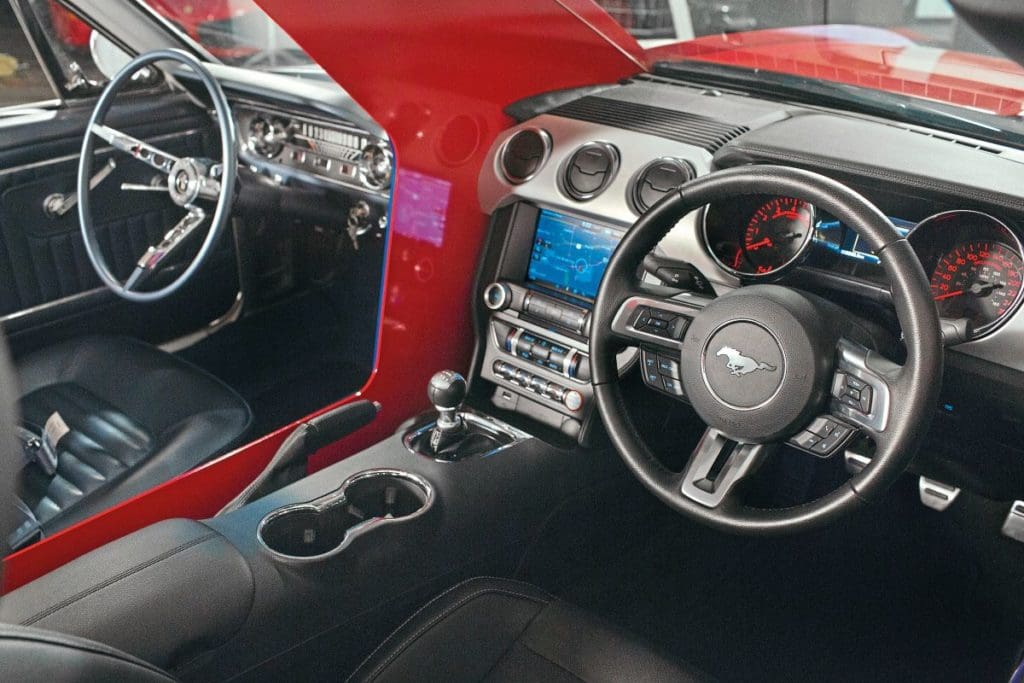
[{"left": 427, "top": 370, "right": 467, "bottom": 453}]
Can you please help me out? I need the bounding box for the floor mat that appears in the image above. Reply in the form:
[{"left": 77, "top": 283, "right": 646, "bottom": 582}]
[
  {"left": 177, "top": 288, "right": 372, "bottom": 438},
  {"left": 554, "top": 487, "right": 1018, "bottom": 683}
]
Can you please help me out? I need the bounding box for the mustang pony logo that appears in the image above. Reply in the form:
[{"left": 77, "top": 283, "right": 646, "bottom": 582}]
[{"left": 716, "top": 346, "right": 777, "bottom": 377}]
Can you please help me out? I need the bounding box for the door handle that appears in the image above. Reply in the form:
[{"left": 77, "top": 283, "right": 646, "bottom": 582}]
[{"left": 43, "top": 158, "right": 116, "bottom": 218}]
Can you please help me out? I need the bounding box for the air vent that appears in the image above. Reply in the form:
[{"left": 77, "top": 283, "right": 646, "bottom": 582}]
[
  {"left": 631, "top": 158, "right": 695, "bottom": 213},
  {"left": 500, "top": 128, "right": 551, "bottom": 183},
  {"left": 886, "top": 122, "right": 1004, "bottom": 156},
  {"left": 563, "top": 142, "right": 619, "bottom": 201},
  {"left": 550, "top": 96, "right": 748, "bottom": 153}
]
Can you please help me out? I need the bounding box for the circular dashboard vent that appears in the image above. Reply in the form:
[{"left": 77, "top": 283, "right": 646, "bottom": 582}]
[
  {"left": 563, "top": 142, "right": 619, "bottom": 201},
  {"left": 631, "top": 159, "right": 695, "bottom": 213},
  {"left": 500, "top": 128, "right": 551, "bottom": 184}
]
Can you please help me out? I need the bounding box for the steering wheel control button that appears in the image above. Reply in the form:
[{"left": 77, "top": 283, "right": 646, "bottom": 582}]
[
  {"left": 630, "top": 306, "right": 689, "bottom": 340},
  {"left": 702, "top": 321, "right": 784, "bottom": 410},
  {"left": 662, "top": 377, "right": 684, "bottom": 395},
  {"left": 641, "top": 347, "right": 687, "bottom": 398},
  {"left": 788, "top": 415, "right": 857, "bottom": 457}
]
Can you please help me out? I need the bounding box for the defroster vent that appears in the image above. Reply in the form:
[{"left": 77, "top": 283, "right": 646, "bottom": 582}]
[{"left": 550, "top": 96, "right": 748, "bottom": 153}]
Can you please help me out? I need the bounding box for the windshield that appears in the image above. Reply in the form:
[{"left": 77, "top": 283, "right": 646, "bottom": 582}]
[
  {"left": 599, "top": 0, "right": 1024, "bottom": 120},
  {"left": 136, "top": 0, "right": 313, "bottom": 69}
]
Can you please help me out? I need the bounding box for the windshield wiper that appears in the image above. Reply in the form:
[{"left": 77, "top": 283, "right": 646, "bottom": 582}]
[{"left": 653, "top": 61, "right": 1024, "bottom": 149}]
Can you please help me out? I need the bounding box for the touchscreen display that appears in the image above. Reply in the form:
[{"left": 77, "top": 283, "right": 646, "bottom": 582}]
[{"left": 527, "top": 209, "right": 622, "bottom": 300}]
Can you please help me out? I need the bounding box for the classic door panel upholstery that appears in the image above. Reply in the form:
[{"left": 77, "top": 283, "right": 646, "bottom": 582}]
[
  {"left": 0, "top": 134, "right": 206, "bottom": 312},
  {"left": 0, "top": 93, "right": 239, "bottom": 352}
]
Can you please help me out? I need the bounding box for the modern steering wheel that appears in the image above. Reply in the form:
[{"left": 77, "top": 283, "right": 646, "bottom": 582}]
[
  {"left": 78, "top": 49, "right": 237, "bottom": 302},
  {"left": 590, "top": 165, "right": 943, "bottom": 535}
]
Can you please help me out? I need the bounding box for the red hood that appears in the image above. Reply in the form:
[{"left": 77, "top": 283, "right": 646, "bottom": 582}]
[{"left": 646, "top": 25, "right": 1024, "bottom": 117}]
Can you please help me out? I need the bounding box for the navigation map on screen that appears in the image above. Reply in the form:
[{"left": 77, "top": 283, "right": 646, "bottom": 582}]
[{"left": 527, "top": 209, "right": 622, "bottom": 300}]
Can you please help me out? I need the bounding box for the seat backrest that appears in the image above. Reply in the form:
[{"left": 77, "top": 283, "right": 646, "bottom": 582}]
[
  {"left": 0, "top": 336, "right": 176, "bottom": 682},
  {"left": 0, "top": 624, "right": 177, "bottom": 682}
]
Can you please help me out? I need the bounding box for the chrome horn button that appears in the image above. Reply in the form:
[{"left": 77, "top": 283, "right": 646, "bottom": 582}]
[{"left": 167, "top": 158, "right": 204, "bottom": 206}]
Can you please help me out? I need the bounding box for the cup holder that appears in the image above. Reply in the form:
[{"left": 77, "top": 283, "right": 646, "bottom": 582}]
[{"left": 257, "top": 469, "right": 434, "bottom": 562}]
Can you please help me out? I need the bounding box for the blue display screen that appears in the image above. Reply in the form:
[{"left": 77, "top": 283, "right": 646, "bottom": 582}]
[
  {"left": 527, "top": 209, "right": 622, "bottom": 300},
  {"left": 814, "top": 216, "right": 915, "bottom": 264}
]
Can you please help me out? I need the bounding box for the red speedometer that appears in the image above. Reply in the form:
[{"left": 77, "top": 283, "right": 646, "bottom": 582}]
[{"left": 930, "top": 240, "right": 1023, "bottom": 332}]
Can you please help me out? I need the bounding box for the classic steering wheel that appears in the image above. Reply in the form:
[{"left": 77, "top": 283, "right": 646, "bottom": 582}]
[
  {"left": 591, "top": 165, "right": 943, "bottom": 535},
  {"left": 78, "top": 49, "right": 237, "bottom": 302}
]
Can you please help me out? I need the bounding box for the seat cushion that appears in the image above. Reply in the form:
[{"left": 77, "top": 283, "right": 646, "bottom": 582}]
[
  {"left": 347, "top": 577, "right": 712, "bottom": 683},
  {"left": 15, "top": 335, "right": 251, "bottom": 535}
]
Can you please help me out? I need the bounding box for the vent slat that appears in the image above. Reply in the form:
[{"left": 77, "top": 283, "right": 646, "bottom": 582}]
[{"left": 550, "top": 96, "right": 748, "bottom": 153}]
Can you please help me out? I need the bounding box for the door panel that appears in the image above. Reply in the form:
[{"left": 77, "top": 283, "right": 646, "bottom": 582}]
[{"left": 0, "top": 93, "right": 239, "bottom": 356}]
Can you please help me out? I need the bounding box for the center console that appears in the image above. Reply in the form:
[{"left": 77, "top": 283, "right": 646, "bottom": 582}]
[{"left": 476, "top": 202, "right": 629, "bottom": 441}]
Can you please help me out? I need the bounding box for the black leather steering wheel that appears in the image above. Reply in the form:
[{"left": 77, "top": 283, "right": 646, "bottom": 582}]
[
  {"left": 78, "top": 49, "right": 237, "bottom": 302},
  {"left": 591, "top": 165, "right": 943, "bottom": 535}
]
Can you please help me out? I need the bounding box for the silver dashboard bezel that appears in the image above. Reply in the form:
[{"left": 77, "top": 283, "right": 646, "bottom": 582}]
[{"left": 700, "top": 198, "right": 817, "bottom": 281}]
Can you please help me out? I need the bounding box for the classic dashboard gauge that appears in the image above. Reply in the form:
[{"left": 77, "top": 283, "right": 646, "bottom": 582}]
[
  {"left": 704, "top": 195, "right": 815, "bottom": 277},
  {"left": 911, "top": 210, "right": 1024, "bottom": 337}
]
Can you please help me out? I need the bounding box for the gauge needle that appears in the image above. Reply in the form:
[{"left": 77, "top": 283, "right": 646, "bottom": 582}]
[
  {"left": 934, "top": 290, "right": 965, "bottom": 301},
  {"left": 746, "top": 237, "right": 773, "bottom": 251}
]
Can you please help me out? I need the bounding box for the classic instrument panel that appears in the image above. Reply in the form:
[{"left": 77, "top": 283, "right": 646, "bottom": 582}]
[{"left": 235, "top": 102, "right": 392, "bottom": 195}]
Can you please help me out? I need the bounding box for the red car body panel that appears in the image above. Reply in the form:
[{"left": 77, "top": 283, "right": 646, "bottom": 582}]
[
  {"left": 645, "top": 25, "right": 1024, "bottom": 117},
  {"left": 2, "top": 0, "right": 642, "bottom": 593}
]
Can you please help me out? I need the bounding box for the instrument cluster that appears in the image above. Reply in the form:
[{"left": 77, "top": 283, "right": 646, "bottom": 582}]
[
  {"left": 702, "top": 197, "right": 1024, "bottom": 339},
  {"left": 235, "top": 104, "right": 392, "bottom": 195}
]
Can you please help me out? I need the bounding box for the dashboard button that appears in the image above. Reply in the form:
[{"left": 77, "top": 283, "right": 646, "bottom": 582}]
[
  {"left": 791, "top": 430, "right": 821, "bottom": 450},
  {"left": 563, "top": 390, "right": 583, "bottom": 412}
]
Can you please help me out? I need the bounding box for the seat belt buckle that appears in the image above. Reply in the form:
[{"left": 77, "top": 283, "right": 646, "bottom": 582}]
[{"left": 36, "top": 411, "right": 70, "bottom": 477}]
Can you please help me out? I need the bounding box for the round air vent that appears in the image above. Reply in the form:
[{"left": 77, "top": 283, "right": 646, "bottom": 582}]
[
  {"left": 563, "top": 142, "right": 619, "bottom": 201},
  {"left": 631, "top": 158, "right": 695, "bottom": 213},
  {"left": 499, "top": 128, "right": 551, "bottom": 184}
]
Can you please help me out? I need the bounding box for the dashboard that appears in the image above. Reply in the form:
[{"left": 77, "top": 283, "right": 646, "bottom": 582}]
[{"left": 472, "top": 76, "right": 1024, "bottom": 476}]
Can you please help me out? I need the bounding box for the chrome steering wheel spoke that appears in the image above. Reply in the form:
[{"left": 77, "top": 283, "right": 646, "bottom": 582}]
[
  {"left": 123, "top": 209, "right": 207, "bottom": 292},
  {"left": 90, "top": 123, "right": 180, "bottom": 175}
]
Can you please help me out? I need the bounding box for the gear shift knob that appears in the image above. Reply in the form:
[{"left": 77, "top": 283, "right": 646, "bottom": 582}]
[{"left": 428, "top": 370, "right": 467, "bottom": 412}]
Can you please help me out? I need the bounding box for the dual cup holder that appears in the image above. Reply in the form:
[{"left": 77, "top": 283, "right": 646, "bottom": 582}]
[{"left": 257, "top": 469, "right": 434, "bottom": 562}]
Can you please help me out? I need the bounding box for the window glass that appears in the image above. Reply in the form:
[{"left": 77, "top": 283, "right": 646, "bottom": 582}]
[
  {"left": 0, "top": 1, "right": 57, "bottom": 108},
  {"left": 136, "top": 0, "right": 314, "bottom": 69},
  {"left": 25, "top": 0, "right": 108, "bottom": 96}
]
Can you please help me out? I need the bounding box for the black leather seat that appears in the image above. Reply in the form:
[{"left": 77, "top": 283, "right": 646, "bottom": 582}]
[
  {"left": 14, "top": 335, "right": 251, "bottom": 536},
  {"left": 348, "top": 577, "right": 712, "bottom": 682},
  {"left": 0, "top": 625, "right": 175, "bottom": 682}
]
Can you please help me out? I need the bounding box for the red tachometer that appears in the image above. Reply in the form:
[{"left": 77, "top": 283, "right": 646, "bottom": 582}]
[
  {"left": 742, "top": 197, "right": 814, "bottom": 274},
  {"left": 930, "top": 240, "right": 1023, "bottom": 331}
]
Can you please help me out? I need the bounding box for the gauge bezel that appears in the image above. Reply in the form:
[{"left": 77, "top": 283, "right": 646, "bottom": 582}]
[
  {"left": 909, "top": 209, "right": 1024, "bottom": 339},
  {"left": 701, "top": 196, "right": 816, "bottom": 280}
]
